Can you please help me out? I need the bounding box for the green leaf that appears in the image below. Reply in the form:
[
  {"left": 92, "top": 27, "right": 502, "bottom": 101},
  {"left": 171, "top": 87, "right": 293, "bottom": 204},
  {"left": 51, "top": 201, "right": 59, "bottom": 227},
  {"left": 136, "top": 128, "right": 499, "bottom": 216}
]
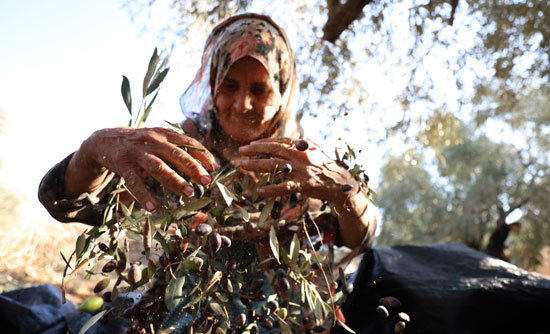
[
  {"left": 77, "top": 309, "right": 107, "bottom": 334},
  {"left": 258, "top": 199, "right": 275, "bottom": 228},
  {"left": 121, "top": 75, "right": 132, "bottom": 116},
  {"left": 142, "top": 48, "right": 160, "bottom": 97},
  {"left": 235, "top": 205, "right": 250, "bottom": 222},
  {"left": 136, "top": 89, "right": 160, "bottom": 128},
  {"left": 153, "top": 232, "right": 171, "bottom": 256},
  {"left": 216, "top": 181, "right": 236, "bottom": 207},
  {"left": 173, "top": 198, "right": 213, "bottom": 219},
  {"left": 209, "top": 301, "right": 225, "bottom": 318},
  {"left": 165, "top": 275, "right": 186, "bottom": 311},
  {"left": 165, "top": 120, "right": 186, "bottom": 135},
  {"left": 289, "top": 233, "right": 300, "bottom": 271},
  {"left": 75, "top": 234, "right": 86, "bottom": 259},
  {"left": 146, "top": 67, "right": 170, "bottom": 96},
  {"left": 269, "top": 225, "right": 280, "bottom": 263}
]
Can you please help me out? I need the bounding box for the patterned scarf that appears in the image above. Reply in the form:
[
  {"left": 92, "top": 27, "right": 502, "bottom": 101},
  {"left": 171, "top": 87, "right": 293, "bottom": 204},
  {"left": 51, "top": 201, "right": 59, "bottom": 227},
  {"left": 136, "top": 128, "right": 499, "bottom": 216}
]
[{"left": 180, "top": 13, "right": 302, "bottom": 161}]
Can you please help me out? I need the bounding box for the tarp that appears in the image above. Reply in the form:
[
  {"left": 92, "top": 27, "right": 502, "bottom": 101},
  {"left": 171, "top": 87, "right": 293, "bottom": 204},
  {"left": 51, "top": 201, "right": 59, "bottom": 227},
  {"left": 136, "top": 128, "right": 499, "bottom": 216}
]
[{"left": 335, "top": 243, "right": 550, "bottom": 334}]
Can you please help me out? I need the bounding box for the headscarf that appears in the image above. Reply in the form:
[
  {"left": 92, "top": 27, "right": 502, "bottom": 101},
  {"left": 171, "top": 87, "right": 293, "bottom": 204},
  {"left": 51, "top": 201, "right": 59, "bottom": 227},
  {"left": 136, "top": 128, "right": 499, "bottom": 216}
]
[{"left": 180, "top": 13, "right": 302, "bottom": 152}]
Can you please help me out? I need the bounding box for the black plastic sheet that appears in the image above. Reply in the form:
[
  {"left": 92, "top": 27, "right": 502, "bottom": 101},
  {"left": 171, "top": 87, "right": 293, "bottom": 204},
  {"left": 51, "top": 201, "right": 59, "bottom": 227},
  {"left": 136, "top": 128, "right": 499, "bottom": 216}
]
[{"left": 335, "top": 243, "right": 550, "bottom": 334}]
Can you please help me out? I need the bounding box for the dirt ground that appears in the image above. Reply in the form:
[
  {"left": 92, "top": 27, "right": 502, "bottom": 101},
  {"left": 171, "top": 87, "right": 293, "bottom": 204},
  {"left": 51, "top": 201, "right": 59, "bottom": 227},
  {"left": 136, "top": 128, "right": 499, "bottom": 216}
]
[{"left": 0, "top": 213, "right": 96, "bottom": 305}]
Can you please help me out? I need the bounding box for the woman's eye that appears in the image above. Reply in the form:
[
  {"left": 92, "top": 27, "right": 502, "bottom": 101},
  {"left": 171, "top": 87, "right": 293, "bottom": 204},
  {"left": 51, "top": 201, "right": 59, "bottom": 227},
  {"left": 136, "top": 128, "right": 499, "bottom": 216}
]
[
  {"left": 251, "top": 85, "right": 267, "bottom": 96},
  {"left": 221, "top": 81, "right": 238, "bottom": 92}
]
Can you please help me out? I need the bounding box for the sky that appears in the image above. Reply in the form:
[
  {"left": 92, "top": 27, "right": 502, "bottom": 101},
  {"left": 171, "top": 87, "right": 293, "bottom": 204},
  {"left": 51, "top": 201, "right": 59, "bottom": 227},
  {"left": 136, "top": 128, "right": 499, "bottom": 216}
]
[
  {"left": 0, "top": 0, "right": 190, "bottom": 223},
  {"left": 0, "top": 0, "right": 384, "bottom": 224}
]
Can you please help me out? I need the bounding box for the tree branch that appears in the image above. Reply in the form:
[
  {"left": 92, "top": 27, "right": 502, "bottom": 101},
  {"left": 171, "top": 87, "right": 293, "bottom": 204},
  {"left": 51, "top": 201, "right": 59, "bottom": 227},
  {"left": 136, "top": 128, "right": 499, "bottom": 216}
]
[{"left": 323, "top": 0, "right": 374, "bottom": 43}]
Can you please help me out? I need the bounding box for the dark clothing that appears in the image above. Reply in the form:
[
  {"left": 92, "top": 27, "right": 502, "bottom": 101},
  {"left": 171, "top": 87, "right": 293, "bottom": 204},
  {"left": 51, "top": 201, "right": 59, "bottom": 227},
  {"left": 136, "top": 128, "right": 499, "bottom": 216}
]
[
  {"left": 37, "top": 152, "right": 115, "bottom": 226},
  {"left": 485, "top": 224, "right": 511, "bottom": 260}
]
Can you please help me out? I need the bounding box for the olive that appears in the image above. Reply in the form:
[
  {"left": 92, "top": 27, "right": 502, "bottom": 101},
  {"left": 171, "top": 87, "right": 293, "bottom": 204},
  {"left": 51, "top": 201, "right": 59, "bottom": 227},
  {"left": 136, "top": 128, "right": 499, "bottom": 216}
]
[
  {"left": 195, "top": 223, "right": 212, "bottom": 236},
  {"left": 342, "top": 282, "right": 354, "bottom": 295},
  {"left": 379, "top": 296, "right": 402, "bottom": 308},
  {"left": 102, "top": 260, "right": 117, "bottom": 273},
  {"left": 271, "top": 200, "right": 282, "bottom": 219},
  {"left": 98, "top": 242, "right": 110, "bottom": 252},
  {"left": 183, "top": 256, "right": 204, "bottom": 271},
  {"left": 250, "top": 324, "right": 258, "bottom": 334},
  {"left": 267, "top": 299, "right": 279, "bottom": 312},
  {"left": 279, "top": 277, "right": 291, "bottom": 292},
  {"left": 295, "top": 139, "right": 309, "bottom": 151},
  {"left": 376, "top": 305, "right": 389, "bottom": 318},
  {"left": 250, "top": 278, "right": 265, "bottom": 292},
  {"left": 277, "top": 307, "right": 288, "bottom": 319},
  {"left": 262, "top": 319, "right": 274, "bottom": 330},
  {"left": 209, "top": 232, "right": 222, "bottom": 253},
  {"left": 281, "top": 163, "right": 292, "bottom": 174},
  {"left": 394, "top": 321, "right": 406, "bottom": 334},
  {"left": 235, "top": 312, "right": 247, "bottom": 327},
  {"left": 275, "top": 267, "right": 287, "bottom": 278},
  {"left": 78, "top": 296, "right": 104, "bottom": 313},
  {"left": 93, "top": 278, "right": 110, "bottom": 293},
  {"left": 313, "top": 325, "right": 326, "bottom": 333},
  {"left": 220, "top": 235, "right": 232, "bottom": 248},
  {"left": 194, "top": 184, "right": 205, "bottom": 198},
  {"left": 341, "top": 184, "right": 353, "bottom": 192},
  {"left": 116, "top": 256, "right": 126, "bottom": 272},
  {"left": 128, "top": 263, "right": 142, "bottom": 285}
]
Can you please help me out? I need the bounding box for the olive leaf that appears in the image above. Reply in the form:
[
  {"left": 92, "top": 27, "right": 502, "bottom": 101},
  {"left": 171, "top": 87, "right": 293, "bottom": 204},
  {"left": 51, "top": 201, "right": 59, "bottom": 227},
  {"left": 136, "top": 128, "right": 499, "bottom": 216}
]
[
  {"left": 216, "top": 181, "right": 235, "bottom": 207},
  {"left": 142, "top": 48, "right": 160, "bottom": 98},
  {"left": 77, "top": 309, "right": 108, "bottom": 334},
  {"left": 121, "top": 75, "right": 132, "bottom": 116},
  {"left": 269, "top": 225, "right": 280, "bottom": 263},
  {"left": 165, "top": 274, "right": 186, "bottom": 311}
]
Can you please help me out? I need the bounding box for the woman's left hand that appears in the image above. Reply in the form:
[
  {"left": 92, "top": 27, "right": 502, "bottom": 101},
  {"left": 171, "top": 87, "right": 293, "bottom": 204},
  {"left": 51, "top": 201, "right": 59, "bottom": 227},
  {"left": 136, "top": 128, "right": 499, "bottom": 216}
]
[
  {"left": 239, "top": 137, "right": 376, "bottom": 249},
  {"left": 238, "top": 137, "right": 357, "bottom": 207}
]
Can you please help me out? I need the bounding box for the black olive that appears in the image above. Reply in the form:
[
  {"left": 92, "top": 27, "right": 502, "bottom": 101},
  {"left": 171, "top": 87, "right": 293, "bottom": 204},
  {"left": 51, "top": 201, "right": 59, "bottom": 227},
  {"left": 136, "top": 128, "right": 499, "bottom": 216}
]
[
  {"left": 342, "top": 282, "right": 354, "bottom": 295},
  {"left": 220, "top": 235, "right": 232, "bottom": 248},
  {"left": 193, "top": 184, "right": 205, "bottom": 198},
  {"left": 102, "top": 260, "right": 117, "bottom": 273},
  {"left": 209, "top": 232, "right": 222, "bottom": 253},
  {"left": 281, "top": 163, "right": 292, "bottom": 174},
  {"left": 341, "top": 184, "right": 353, "bottom": 192},
  {"left": 295, "top": 139, "right": 309, "bottom": 151}
]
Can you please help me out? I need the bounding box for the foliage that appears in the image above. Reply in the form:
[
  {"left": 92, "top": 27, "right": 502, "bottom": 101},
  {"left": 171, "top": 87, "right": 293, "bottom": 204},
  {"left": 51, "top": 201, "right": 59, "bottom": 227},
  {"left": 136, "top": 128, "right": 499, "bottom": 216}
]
[
  {"left": 62, "top": 50, "right": 374, "bottom": 334},
  {"left": 376, "top": 117, "right": 550, "bottom": 267}
]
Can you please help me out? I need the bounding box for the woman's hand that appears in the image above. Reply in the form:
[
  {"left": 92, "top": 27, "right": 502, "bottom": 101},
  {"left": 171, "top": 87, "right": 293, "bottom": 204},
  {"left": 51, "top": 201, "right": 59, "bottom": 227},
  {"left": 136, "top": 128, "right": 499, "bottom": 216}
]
[
  {"left": 65, "top": 127, "right": 218, "bottom": 212},
  {"left": 238, "top": 137, "right": 376, "bottom": 248},
  {"left": 238, "top": 137, "right": 357, "bottom": 205}
]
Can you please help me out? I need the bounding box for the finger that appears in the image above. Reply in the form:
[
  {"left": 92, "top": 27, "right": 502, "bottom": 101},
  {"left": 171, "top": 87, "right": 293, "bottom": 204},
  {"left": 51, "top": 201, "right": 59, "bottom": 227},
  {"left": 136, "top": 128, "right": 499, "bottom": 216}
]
[
  {"left": 157, "top": 144, "right": 213, "bottom": 186},
  {"left": 121, "top": 168, "right": 160, "bottom": 212},
  {"left": 240, "top": 158, "right": 289, "bottom": 173},
  {"left": 258, "top": 181, "right": 302, "bottom": 198},
  {"left": 141, "top": 153, "right": 195, "bottom": 197},
  {"left": 160, "top": 128, "right": 219, "bottom": 171},
  {"left": 250, "top": 137, "right": 294, "bottom": 145},
  {"left": 239, "top": 142, "right": 294, "bottom": 158}
]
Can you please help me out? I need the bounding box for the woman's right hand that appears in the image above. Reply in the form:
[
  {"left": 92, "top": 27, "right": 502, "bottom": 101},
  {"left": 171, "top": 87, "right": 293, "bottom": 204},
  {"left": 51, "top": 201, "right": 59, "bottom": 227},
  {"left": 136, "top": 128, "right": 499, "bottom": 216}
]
[{"left": 64, "top": 127, "right": 218, "bottom": 212}]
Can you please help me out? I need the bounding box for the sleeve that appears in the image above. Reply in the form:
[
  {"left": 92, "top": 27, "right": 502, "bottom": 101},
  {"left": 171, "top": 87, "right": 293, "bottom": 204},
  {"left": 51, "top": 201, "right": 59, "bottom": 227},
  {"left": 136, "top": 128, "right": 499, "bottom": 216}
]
[{"left": 37, "top": 152, "right": 116, "bottom": 226}]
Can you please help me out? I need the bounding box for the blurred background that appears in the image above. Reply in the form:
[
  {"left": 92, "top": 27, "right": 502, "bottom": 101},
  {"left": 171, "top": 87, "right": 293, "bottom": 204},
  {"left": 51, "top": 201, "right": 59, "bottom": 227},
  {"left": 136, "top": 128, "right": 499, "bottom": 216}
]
[{"left": 1, "top": 0, "right": 548, "bottom": 302}]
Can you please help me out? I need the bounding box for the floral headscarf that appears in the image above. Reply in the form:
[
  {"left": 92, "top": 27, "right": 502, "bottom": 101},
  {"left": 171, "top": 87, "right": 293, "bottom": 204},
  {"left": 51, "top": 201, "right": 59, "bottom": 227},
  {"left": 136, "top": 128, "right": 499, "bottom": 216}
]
[{"left": 180, "top": 13, "right": 302, "bottom": 149}]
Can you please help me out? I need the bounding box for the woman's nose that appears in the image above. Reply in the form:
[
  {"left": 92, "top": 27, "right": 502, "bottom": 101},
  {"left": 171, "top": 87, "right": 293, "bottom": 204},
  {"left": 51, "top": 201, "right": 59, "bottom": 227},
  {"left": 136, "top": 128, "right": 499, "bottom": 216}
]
[{"left": 233, "top": 91, "right": 253, "bottom": 113}]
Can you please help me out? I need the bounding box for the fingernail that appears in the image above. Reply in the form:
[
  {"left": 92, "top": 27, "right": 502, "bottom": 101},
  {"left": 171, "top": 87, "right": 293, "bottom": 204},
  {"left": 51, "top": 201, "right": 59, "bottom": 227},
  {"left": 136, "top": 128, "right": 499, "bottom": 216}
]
[
  {"left": 200, "top": 175, "right": 212, "bottom": 185},
  {"left": 238, "top": 145, "right": 249, "bottom": 153},
  {"left": 212, "top": 162, "right": 220, "bottom": 170},
  {"left": 183, "top": 185, "right": 194, "bottom": 197},
  {"left": 145, "top": 201, "right": 156, "bottom": 212}
]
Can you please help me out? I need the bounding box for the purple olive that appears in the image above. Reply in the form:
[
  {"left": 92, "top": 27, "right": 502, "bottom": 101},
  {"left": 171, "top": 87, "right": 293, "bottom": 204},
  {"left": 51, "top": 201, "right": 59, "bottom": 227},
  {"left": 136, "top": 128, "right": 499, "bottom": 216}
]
[
  {"left": 267, "top": 299, "right": 279, "bottom": 312},
  {"left": 250, "top": 278, "right": 265, "bottom": 292},
  {"left": 295, "top": 139, "right": 309, "bottom": 151},
  {"left": 379, "top": 296, "right": 402, "bottom": 308},
  {"left": 209, "top": 232, "right": 222, "bottom": 253},
  {"left": 279, "top": 277, "right": 291, "bottom": 292},
  {"left": 195, "top": 223, "right": 212, "bottom": 236},
  {"left": 102, "top": 260, "right": 117, "bottom": 273},
  {"left": 98, "top": 242, "right": 110, "bottom": 252},
  {"left": 128, "top": 263, "right": 142, "bottom": 285},
  {"left": 220, "top": 235, "right": 232, "bottom": 248},
  {"left": 235, "top": 313, "right": 247, "bottom": 327}
]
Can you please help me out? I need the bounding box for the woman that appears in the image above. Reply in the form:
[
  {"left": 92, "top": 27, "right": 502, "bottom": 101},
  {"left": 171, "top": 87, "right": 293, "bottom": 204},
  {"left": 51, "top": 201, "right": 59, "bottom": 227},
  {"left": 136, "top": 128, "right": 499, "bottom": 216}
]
[
  {"left": 38, "top": 13, "right": 376, "bottom": 250},
  {"left": 37, "top": 13, "right": 376, "bottom": 333}
]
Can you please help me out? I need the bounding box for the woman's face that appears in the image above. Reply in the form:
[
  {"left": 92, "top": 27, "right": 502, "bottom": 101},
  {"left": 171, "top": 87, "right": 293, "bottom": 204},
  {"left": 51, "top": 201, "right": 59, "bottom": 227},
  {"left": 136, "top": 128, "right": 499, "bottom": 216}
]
[{"left": 214, "top": 57, "right": 278, "bottom": 144}]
